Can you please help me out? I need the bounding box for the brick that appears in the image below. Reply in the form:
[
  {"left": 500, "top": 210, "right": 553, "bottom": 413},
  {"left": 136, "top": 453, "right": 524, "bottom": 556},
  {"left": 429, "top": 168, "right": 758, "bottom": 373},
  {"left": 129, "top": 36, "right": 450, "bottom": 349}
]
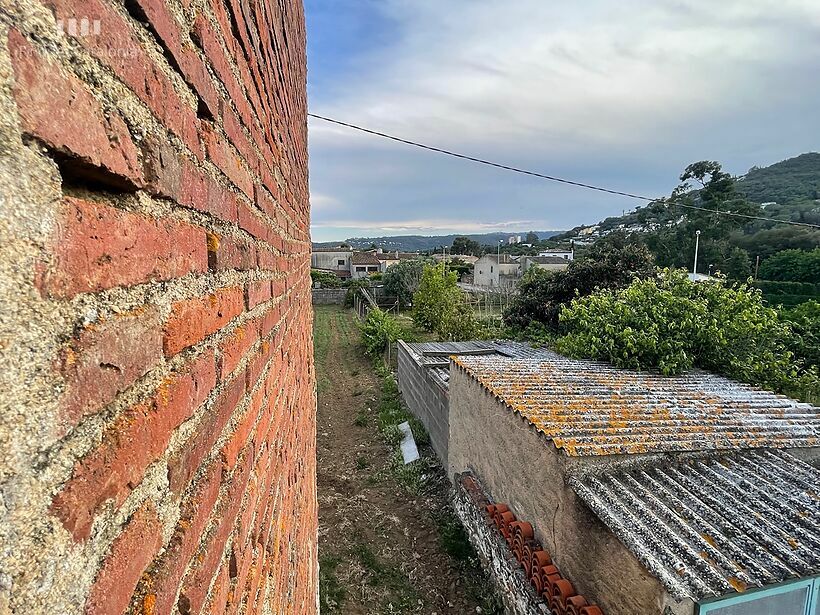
[
  {"left": 58, "top": 307, "right": 162, "bottom": 431},
  {"left": 167, "top": 373, "right": 245, "bottom": 493},
  {"left": 200, "top": 122, "right": 254, "bottom": 197},
  {"left": 44, "top": 0, "right": 203, "bottom": 157},
  {"left": 221, "top": 385, "right": 264, "bottom": 471},
  {"left": 179, "top": 457, "right": 253, "bottom": 614},
  {"left": 218, "top": 322, "right": 259, "bottom": 380},
  {"left": 145, "top": 461, "right": 223, "bottom": 615},
  {"left": 163, "top": 286, "right": 244, "bottom": 356},
  {"left": 52, "top": 350, "right": 216, "bottom": 540},
  {"left": 85, "top": 501, "right": 163, "bottom": 615},
  {"left": 8, "top": 31, "right": 142, "bottom": 186},
  {"left": 130, "top": 0, "right": 222, "bottom": 119},
  {"left": 207, "top": 233, "right": 257, "bottom": 272},
  {"left": 39, "top": 197, "right": 208, "bottom": 298},
  {"left": 244, "top": 280, "right": 271, "bottom": 310}
]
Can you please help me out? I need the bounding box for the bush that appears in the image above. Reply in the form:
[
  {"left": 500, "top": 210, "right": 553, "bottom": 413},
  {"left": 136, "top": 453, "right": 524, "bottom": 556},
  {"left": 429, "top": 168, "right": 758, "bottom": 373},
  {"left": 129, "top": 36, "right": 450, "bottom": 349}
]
[
  {"left": 758, "top": 248, "right": 820, "bottom": 283},
  {"left": 359, "top": 308, "right": 402, "bottom": 357},
  {"left": 781, "top": 300, "right": 820, "bottom": 369},
  {"left": 503, "top": 233, "right": 656, "bottom": 332},
  {"left": 344, "top": 278, "right": 370, "bottom": 307},
  {"left": 413, "top": 263, "right": 480, "bottom": 340},
  {"left": 310, "top": 269, "right": 343, "bottom": 288},
  {"left": 557, "top": 268, "right": 819, "bottom": 402}
]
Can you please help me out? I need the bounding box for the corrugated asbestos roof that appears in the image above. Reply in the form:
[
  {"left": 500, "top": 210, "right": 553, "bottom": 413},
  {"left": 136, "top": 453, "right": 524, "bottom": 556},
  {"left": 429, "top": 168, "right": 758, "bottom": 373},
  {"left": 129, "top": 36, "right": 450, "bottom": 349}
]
[
  {"left": 569, "top": 450, "right": 820, "bottom": 601},
  {"left": 453, "top": 356, "right": 820, "bottom": 456}
]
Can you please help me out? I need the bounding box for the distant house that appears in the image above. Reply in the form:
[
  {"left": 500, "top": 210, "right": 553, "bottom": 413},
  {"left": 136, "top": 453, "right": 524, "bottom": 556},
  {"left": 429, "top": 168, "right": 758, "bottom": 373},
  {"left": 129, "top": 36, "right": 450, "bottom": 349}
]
[
  {"left": 473, "top": 254, "right": 521, "bottom": 288},
  {"left": 376, "top": 250, "right": 421, "bottom": 270},
  {"left": 350, "top": 252, "right": 382, "bottom": 279},
  {"left": 520, "top": 255, "right": 571, "bottom": 273},
  {"left": 537, "top": 247, "right": 574, "bottom": 260},
  {"left": 311, "top": 247, "right": 353, "bottom": 278}
]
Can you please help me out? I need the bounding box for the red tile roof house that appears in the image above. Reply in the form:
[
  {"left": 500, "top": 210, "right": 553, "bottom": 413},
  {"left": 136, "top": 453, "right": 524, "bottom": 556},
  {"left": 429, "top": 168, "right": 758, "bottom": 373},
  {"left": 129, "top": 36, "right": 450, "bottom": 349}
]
[
  {"left": 350, "top": 251, "right": 383, "bottom": 279},
  {"left": 399, "top": 343, "right": 820, "bottom": 615}
]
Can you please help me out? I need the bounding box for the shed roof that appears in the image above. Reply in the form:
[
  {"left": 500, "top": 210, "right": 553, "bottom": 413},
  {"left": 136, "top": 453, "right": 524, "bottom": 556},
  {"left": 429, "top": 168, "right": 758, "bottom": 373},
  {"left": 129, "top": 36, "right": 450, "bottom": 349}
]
[
  {"left": 452, "top": 355, "right": 820, "bottom": 456},
  {"left": 570, "top": 450, "right": 820, "bottom": 602},
  {"left": 402, "top": 340, "right": 549, "bottom": 391}
]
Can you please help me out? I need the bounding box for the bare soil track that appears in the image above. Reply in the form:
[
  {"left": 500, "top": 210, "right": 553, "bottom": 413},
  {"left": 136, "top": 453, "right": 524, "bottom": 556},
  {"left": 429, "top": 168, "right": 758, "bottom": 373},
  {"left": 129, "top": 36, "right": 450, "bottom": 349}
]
[{"left": 314, "top": 305, "right": 498, "bottom": 614}]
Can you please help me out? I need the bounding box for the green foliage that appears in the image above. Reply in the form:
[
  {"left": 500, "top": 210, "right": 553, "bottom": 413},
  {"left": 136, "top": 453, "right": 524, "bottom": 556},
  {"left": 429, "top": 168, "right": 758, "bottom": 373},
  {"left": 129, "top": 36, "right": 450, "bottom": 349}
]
[
  {"left": 310, "top": 269, "right": 344, "bottom": 288},
  {"left": 412, "top": 263, "right": 480, "bottom": 340},
  {"left": 359, "top": 308, "right": 402, "bottom": 357},
  {"left": 504, "top": 233, "right": 656, "bottom": 332},
  {"left": 557, "top": 269, "right": 819, "bottom": 402},
  {"left": 759, "top": 248, "right": 820, "bottom": 283},
  {"left": 754, "top": 280, "right": 820, "bottom": 308},
  {"left": 451, "top": 236, "right": 483, "bottom": 256},
  {"left": 344, "top": 278, "right": 370, "bottom": 307},
  {"left": 781, "top": 300, "right": 820, "bottom": 369},
  {"left": 382, "top": 259, "right": 426, "bottom": 307}
]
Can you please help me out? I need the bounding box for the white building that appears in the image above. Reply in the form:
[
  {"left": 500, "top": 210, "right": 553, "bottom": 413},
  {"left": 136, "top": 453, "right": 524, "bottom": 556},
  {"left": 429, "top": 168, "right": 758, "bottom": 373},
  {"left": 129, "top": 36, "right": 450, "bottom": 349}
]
[
  {"left": 311, "top": 247, "right": 352, "bottom": 278},
  {"left": 473, "top": 254, "right": 521, "bottom": 288},
  {"left": 536, "top": 247, "right": 574, "bottom": 261}
]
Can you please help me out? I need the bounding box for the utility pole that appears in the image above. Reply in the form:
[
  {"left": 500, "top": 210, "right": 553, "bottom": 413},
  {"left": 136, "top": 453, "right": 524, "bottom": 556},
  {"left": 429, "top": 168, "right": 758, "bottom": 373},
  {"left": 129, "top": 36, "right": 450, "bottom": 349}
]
[
  {"left": 693, "top": 230, "right": 701, "bottom": 276},
  {"left": 754, "top": 255, "right": 760, "bottom": 280}
]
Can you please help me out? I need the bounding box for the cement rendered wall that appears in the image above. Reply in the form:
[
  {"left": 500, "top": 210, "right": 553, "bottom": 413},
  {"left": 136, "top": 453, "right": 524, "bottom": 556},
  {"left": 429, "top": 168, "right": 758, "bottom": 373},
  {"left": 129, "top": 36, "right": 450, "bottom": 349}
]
[
  {"left": 448, "top": 366, "right": 695, "bottom": 615},
  {"left": 0, "top": 1, "right": 317, "bottom": 613},
  {"left": 396, "top": 341, "right": 450, "bottom": 466}
]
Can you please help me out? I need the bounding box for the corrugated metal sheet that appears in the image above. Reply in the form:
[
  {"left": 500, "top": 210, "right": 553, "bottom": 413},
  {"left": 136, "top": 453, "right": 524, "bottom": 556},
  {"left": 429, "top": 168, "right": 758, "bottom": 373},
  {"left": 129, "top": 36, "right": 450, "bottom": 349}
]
[
  {"left": 569, "top": 450, "right": 820, "bottom": 601},
  {"left": 453, "top": 356, "right": 820, "bottom": 456},
  {"left": 402, "top": 340, "right": 551, "bottom": 390}
]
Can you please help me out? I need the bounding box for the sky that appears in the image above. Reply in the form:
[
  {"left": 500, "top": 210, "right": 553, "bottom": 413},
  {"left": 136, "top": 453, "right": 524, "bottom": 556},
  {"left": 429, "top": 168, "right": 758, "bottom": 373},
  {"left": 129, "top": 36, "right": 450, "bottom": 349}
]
[{"left": 305, "top": 0, "right": 820, "bottom": 243}]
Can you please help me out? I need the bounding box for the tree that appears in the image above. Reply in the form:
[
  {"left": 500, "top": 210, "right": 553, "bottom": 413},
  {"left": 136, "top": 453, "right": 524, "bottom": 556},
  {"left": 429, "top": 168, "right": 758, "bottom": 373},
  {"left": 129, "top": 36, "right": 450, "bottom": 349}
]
[
  {"left": 642, "top": 161, "right": 762, "bottom": 277},
  {"left": 451, "top": 236, "right": 482, "bottom": 256},
  {"left": 556, "top": 269, "right": 818, "bottom": 402},
  {"left": 759, "top": 248, "right": 820, "bottom": 283},
  {"left": 525, "top": 231, "right": 539, "bottom": 244},
  {"left": 413, "top": 263, "right": 479, "bottom": 340},
  {"left": 503, "top": 233, "right": 656, "bottom": 332},
  {"left": 382, "top": 259, "right": 426, "bottom": 307}
]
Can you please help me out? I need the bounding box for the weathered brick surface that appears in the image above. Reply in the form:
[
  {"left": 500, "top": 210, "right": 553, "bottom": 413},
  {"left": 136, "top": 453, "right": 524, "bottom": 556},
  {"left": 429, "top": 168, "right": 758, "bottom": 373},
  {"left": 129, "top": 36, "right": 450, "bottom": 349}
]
[{"left": 1, "top": 0, "right": 316, "bottom": 612}]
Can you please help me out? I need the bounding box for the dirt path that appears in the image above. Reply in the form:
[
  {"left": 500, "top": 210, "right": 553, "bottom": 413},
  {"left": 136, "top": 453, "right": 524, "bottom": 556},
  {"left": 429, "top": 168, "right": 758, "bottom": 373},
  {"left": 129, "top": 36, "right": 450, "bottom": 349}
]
[{"left": 314, "top": 305, "right": 498, "bottom": 615}]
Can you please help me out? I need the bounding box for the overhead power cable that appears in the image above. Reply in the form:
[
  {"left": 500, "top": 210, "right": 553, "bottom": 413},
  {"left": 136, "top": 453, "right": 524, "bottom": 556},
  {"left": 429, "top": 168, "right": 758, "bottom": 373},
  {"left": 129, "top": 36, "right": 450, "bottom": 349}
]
[{"left": 307, "top": 113, "right": 820, "bottom": 230}]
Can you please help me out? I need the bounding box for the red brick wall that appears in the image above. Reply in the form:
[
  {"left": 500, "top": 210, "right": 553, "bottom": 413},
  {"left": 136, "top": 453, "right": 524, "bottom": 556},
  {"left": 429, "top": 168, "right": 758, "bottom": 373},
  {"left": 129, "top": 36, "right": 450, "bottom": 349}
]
[{"left": 0, "top": 0, "right": 316, "bottom": 612}]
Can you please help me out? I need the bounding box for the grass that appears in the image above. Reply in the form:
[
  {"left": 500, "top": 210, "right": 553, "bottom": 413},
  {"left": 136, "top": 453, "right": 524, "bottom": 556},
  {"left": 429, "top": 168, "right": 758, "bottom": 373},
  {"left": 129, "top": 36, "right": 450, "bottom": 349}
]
[
  {"left": 319, "top": 555, "right": 347, "bottom": 613},
  {"left": 356, "top": 455, "right": 370, "bottom": 470},
  {"left": 352, "top": 542, "right": 419, "bottom": 611}
]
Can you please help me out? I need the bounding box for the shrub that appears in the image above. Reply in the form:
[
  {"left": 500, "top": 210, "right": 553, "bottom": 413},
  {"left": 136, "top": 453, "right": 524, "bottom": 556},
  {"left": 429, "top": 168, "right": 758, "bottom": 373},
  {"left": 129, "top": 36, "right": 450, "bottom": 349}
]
[
  {"left": 310, "top": 269, "right": 343, "bottom": 288},
  {"left": 413, "top": 263, "right": 480, "bottom": 340},
  {"left": 557, "top": 268, "right": 819, "bottom": 402},
  {"left": 359, "top": 308, "right": 402, "bottom": 357}
]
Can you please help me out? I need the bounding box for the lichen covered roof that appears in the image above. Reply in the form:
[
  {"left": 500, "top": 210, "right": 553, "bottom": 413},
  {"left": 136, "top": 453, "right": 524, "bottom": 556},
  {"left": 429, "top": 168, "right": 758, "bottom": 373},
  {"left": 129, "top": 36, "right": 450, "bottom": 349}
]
[
  {"left": 570, "top": 450, "right": 820, "bottom": 601},
  {"left": 453, "top": 355, "right": 820, "bottom": 456}
]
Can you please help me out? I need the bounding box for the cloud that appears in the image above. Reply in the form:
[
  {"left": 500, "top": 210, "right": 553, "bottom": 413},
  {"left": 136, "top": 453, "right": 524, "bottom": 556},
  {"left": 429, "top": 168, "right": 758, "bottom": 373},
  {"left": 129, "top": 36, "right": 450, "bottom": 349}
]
[{"left": 306, "top": 0, "right": 820, "bottom": 242}]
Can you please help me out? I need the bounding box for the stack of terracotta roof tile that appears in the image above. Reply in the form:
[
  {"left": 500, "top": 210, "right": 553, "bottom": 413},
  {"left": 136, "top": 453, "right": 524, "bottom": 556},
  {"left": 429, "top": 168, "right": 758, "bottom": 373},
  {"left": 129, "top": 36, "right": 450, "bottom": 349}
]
[{"left": 486, "top": 503, "right": 604, "bottom": 615}]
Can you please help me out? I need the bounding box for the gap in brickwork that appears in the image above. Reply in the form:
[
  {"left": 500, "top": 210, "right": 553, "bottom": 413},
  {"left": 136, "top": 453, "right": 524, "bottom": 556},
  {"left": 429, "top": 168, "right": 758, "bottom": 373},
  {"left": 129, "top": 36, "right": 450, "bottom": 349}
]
[{"left": 50, "top": 148, "right": 139, "bottom": 194}]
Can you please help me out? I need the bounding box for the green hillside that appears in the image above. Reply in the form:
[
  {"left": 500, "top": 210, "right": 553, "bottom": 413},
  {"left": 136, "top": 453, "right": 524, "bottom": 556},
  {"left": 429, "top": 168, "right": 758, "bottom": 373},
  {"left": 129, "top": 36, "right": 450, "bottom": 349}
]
[{"left": 736, "top": 152, "right": 820, "bottom": 205}]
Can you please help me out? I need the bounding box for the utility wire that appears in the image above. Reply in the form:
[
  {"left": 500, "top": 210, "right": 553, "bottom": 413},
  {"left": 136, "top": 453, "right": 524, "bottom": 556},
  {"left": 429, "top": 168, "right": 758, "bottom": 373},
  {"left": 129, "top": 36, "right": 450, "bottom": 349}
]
[{"left": 308, "top": 113, "right": 820, "bottom": 230}]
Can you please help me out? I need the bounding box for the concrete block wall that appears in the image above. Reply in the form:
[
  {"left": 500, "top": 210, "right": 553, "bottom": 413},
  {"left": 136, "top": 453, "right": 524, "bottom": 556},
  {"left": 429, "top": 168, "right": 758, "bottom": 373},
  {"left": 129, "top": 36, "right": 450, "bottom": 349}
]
[
  {"left": 311, "top": 288, "right": 346, "bottom": 305},
  {"left": 396, "top": 341, "right": 449, "bottom": 466},
  {"left": 0, "top": 1, "right": 317, "bottom": 613}
]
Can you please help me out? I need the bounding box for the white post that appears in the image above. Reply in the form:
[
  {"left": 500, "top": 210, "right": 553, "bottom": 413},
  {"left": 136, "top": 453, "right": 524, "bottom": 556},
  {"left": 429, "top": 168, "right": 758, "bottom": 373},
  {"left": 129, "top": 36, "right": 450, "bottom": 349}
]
[{"left": 693, "top": 230, "right": 701, "bottom": 275}]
